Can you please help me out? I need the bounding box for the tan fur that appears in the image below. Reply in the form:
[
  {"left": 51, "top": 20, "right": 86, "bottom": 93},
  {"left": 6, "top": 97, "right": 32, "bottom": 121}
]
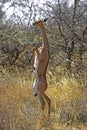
[{"left": 33, "top": 20, "right": 51, "bottom": 116}]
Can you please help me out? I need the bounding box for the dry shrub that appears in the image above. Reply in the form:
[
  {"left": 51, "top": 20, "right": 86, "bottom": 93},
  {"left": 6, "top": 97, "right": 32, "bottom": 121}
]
[
  {"left": 48, "top": 77, "right": 87, "bottom": 123},
  {"left": 0, "top": 76, "right": 34, "bottom": 130}
]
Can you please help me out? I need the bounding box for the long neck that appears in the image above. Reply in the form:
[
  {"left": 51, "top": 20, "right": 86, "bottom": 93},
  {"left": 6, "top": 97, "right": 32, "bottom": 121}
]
[{"left": 38, "top": 23, "right": 49, "bottom": 50}]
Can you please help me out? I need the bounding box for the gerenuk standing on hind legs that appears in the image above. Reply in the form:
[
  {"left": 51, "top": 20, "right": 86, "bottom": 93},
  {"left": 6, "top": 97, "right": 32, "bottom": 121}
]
[
  {"left": 16, "top": 19, "right": 51, "bottom": 117},
  {"left": 32, "top": 20, "right": 51, "bottom": 117}
]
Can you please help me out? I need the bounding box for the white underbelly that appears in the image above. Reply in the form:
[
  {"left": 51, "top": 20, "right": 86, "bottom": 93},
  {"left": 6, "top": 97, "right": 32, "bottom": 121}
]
[{"left": 33, "top": 55, "right": 39, "bottom": 79}]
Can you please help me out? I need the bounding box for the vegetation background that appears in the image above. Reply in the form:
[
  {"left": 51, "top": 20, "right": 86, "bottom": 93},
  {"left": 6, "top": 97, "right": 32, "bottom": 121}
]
[{"left": 0, "top": 0, "right": 87, "bottom": 129}]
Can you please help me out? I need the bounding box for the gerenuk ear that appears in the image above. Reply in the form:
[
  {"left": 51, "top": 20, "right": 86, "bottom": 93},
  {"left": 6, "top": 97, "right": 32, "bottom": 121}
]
[{"left": 43, "top": 18, "right": 48, "bottom": 22}]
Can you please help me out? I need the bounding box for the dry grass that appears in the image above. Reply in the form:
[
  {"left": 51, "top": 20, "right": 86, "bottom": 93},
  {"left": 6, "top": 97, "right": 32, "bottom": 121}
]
[{"left": 0, "top": 72, "right": 87, "bottom": 130}]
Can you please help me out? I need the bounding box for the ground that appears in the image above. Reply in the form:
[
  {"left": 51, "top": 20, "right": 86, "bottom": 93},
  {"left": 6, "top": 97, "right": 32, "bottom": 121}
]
[{"left": 0, "top": 74, "right": 87, "bottom": 130}]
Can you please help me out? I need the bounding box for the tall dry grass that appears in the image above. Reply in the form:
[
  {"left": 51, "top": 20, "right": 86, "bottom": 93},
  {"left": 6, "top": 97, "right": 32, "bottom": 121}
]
[{"left": 0, "top": 68, "right": 87, "bottom": 130}]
